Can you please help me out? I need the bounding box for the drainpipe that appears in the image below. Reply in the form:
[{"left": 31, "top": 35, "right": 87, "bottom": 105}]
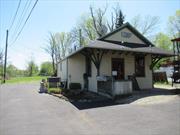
[{"left": 66, "top": 58, "right": 68, "bottom": 89}]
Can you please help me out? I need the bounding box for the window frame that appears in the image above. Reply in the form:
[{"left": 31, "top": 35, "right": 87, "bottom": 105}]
[{"left": 111, "top": 58, "right": 125, "bottom": 80}]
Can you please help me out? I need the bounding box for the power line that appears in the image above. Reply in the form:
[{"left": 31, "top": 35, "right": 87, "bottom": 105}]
[
  {"left": 9, "top": 0, "right": 39, "bottom": 46},
  {"left": 10, "top": 0, "right": 32, "bottom": 41},
  {"left": 8, "top": 0, "right": 22, "bottom": 31}
]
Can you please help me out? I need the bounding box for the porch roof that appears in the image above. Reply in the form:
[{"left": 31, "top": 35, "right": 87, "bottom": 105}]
[
  {"left": 86, "top": 40, "right": 173, "bottom": 56},
  {"left": 61, "top": 40, "right": 174, "bottom": 61}
]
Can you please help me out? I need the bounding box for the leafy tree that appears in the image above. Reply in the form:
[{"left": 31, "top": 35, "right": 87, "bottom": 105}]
[
  {"left": 153, "top": 33, "right": 173, "bottom": 69},
  {"left": 26, "top": 60, "right": 39, "bottom": 76},
  {"left": 6, "top": 64, "right": 18, "bottom": 77},
  {"left": 168, "top": 10, "right": 180, "bottom": 38},
  {"left": 39, "top": 61, "right": 53, "bottom": 76},
  {"left": 154, "top": 32, "right": 172, "bottom": 51},
  {"left": 71, "top": 15, "right": 98, "bottom": 47}
]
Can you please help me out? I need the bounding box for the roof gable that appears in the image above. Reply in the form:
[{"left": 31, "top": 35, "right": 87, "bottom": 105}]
[{"left": 98, "top": 22, "right": 154, "bottom": 48}]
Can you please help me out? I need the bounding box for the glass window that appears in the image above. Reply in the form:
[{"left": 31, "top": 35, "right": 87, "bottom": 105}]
[{"left": 135, "top": 56, "right": 145, "bottom": 77}]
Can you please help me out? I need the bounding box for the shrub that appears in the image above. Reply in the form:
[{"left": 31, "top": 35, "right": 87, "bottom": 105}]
[
  {"left": 48, "top": 88, "right": 62, "bottom": 94},
  {"left": 69, "top": 83, "right": 81, "bottom": 90}
]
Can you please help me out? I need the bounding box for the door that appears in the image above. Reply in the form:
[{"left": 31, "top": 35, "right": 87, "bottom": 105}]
[{"left": 112, "top": 58, "right": 124, "bottom": 80}]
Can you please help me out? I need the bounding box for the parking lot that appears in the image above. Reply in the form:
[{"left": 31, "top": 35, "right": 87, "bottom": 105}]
[{"left": 0, "top": 83, "right": 180, "bottom": 135}]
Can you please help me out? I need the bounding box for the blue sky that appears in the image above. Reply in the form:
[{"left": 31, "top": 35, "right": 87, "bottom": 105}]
[{"left": 0, "top": 0, "right": 179, "bottom": 69}]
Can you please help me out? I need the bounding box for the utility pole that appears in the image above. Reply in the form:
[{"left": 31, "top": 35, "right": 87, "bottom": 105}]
[{"left": 3, "top": 30, "right": 8, "bottom": 83}]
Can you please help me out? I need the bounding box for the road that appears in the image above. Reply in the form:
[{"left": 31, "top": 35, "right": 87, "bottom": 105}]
[{"left": 0, "top": 83, "right": 180, "bottom": 135}]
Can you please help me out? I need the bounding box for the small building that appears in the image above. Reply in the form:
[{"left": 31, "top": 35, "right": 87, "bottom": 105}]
[{"left": 57, "top": 22, "right": 173, "bottom": 97}]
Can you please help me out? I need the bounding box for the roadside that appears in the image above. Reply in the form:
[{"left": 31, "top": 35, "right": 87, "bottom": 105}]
[{"left": 1, "top": 76, "right": 47, "bottom": 84}]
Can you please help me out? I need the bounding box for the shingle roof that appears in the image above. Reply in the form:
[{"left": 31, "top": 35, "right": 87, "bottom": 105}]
[
  {"left": 60, "top": 40, "right": 173, "bottom": 62},
  {"left": 86, "top": 40, "right": 173, "bottom": 56},
  {"left": 133, "top": 47, "right": 173, "bottom": 56}
]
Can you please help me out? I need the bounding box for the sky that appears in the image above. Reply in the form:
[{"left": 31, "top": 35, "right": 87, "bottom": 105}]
[{"left": 0, "top": 0, "right": 179, "bottom": 70}]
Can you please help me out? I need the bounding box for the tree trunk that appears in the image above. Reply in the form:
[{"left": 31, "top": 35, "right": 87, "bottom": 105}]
[
  {"left": 51, "top": 54, "right": 56, "bottom": 75},
  {"left": 97, "top": 67, "right": 100, "bottom": 76}
]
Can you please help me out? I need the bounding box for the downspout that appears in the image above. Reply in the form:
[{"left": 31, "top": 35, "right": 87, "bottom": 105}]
[
  {"left": 150, "top": 44, "right": 154, "bottom": 88},
  {"left": 151, "top": 54, "right": 154, "bottom": 88},
  {"left": 66, "top": 58, "right": 68, "bottom": 89}
]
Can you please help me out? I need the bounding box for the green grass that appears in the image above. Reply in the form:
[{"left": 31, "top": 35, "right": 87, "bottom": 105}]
[
  {"left": 154, "top": 82, "right": 173, "bottom": 89},
  {"left": 5, "top": 76, "right": 48, "bottom": 84}
]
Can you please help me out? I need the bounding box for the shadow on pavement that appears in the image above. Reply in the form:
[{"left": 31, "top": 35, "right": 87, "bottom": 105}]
[
  {"left": 71, "top": 99, "right": 119, "bottom": 110},
  {"left": 114, "top": 88, "right": 180, "bottom": 104},
  {"left": 70, "top": 88, "right": 180, "bottom": 110},
  {"left": 48, "top": 88, "right": 180, "bottom": 110}
]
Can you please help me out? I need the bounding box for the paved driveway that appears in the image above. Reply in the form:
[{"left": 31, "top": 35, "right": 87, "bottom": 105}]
[{"left": 0, "top": 83, "right": 180, "bottom": 135}]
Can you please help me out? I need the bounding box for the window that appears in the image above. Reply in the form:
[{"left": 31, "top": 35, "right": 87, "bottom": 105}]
[
  {"left": 86, "top": 57, "right": 91, "bottom": 77},
  {"left": 135, "top": 56, "right": 145, "bottom": 77},
  {"left": 112, "top": 58, "right": 124, "bottom": 80}
]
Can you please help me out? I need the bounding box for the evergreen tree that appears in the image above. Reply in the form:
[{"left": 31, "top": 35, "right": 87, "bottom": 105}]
[{"left": 115, "top": 9, "right": 125, "bottom": 29}]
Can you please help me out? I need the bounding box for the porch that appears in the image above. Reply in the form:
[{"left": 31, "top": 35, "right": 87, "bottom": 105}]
[{"left": 79, "top": 40, "right": 173, "bottom": 96}]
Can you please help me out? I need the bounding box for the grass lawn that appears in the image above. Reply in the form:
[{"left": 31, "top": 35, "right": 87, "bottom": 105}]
[{"left": 5, "top": 76, "right": 48, "bottom": 84}]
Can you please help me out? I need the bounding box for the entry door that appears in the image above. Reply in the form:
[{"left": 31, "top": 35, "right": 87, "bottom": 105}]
[{"left": 112, "top": 58, "right": 124, "bottom": 80}]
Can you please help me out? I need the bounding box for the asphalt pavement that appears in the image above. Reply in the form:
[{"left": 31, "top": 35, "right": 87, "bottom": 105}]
[{"left": 0, "top": 83, "right": 179, "bottom": 135}]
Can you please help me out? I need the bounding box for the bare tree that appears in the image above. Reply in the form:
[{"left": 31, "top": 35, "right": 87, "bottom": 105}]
[
  {"left": 55, "top": 32, "right": 72, "bottom": 58},
  {"left": 71, "top": 5, "right": 126, "bottom": 47},
  {"left": 131, "top": 15, "right": 141, "bottom": 29},
  {"left": 90, "top": 6, "right": 108, "bottom": 37},
  {"left": 168, "top": 10, "right": 180, "bottom": 38},
  {"left": 44, "top": 33, "right": 57, "bottom": 75},
  {"left": 107, "top": 5, "right": 125, "bottom": 31},
  {"left": 131, "top": 15, "right": 160, "bottom": 36},
  {"left": 44, "top": 32, "right": 72, "bottom": 76},
  {"left": 71, "top": 27, "right": 88, "bottom": 48},
  {"left": 107, "top": 12, "right": 115, "bottom": 32}
]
